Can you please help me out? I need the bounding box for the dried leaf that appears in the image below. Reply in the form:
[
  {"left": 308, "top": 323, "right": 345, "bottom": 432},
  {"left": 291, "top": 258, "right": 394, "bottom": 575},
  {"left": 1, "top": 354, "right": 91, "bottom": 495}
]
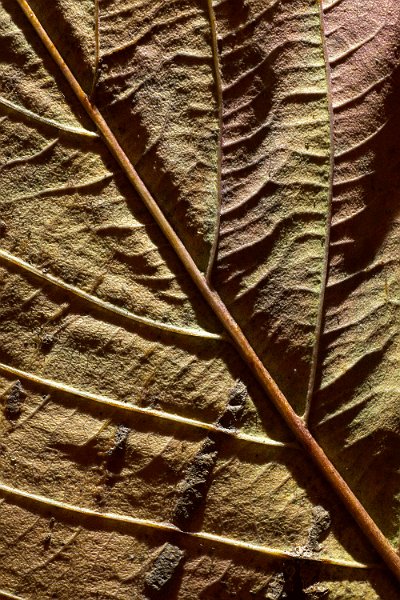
[{"left": 0, "top": 0, "right": 399, "bottom": 598}]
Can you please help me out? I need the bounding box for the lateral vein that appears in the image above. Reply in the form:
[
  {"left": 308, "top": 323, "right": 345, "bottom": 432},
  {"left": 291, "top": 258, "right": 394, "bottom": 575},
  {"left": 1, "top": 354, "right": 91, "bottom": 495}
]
[
  {"left": 0, "top": 360, "right": 290, "bottom": 450},
  {"left": 0, "top": 590, "right": 26, "bottom": 600},
  {"left": 302, "top": 0, "right": 335, "bottom": 423},
  {"left": 0, "top": 248, "right": 221, "bottom": 340},
  {"left": 0, "top": 94, "right": 98, "bottom": 137},
  {"left": 205, "top": 0, "right": 223, "bottom": 282},
  {"left": 0, "top": 482, "right": 370, "bottom": 569}
]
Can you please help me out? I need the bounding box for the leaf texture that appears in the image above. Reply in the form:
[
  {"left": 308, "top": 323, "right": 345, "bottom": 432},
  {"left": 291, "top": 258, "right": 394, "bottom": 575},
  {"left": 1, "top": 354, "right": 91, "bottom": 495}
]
[
  {"left": 0, "top": 0, "right": 399, "bottom": 598},
  {"left": 213, "top": 0, "right": 331, "bottom": 413},
  {"left": 313, "top": 0, "right": 400, "bottom": 547}
]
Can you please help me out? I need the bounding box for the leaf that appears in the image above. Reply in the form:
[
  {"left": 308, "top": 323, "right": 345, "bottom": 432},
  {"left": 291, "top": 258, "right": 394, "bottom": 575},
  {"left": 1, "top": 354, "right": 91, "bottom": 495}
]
[{"left": 0, "top": 0, "right": 398, "bottom": 598}]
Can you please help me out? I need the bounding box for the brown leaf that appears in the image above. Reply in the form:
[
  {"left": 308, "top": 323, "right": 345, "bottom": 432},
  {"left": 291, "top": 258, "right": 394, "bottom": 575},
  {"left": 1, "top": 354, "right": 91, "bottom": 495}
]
[{"left": 0, "top": 0, "right": 399, "bottom": 597}]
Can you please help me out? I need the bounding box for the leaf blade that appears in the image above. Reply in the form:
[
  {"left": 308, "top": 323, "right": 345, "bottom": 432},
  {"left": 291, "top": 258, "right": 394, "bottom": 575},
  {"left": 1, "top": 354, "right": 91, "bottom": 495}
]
[{"left": 0, "top": 0, "right": 398, "bottom": 596}]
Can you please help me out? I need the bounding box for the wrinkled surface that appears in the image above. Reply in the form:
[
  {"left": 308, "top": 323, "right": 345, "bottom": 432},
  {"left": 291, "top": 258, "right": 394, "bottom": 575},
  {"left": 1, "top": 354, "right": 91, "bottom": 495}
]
[
  {"left": 214, "top": 0, "right": 331, "bottom": 413},
  {"left": 313, "top": 0, "right": 400, "bottom": 547},
  {"left": 0, "top": 0, "right": 399, "bottom": 598}
]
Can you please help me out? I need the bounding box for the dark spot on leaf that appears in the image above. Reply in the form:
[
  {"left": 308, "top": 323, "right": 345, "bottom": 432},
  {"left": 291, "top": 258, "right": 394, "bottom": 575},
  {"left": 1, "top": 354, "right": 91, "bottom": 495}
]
[
  {"left": 51, "top": 439, "right": 102, "bottom": 468},
  {"left": 43, "top": 533, "right": 52, "bottom": 550},
  {"left": 41, "top": 332, "right": 55, "bottom": 353},
  {"left": 217, "top": 379, "right": 247, "bottom": 430},
  {"left": 94, "top": 491, "right": 105, "bottom": 507},
  {"left": 145, "top": 543, "right": 185, "bottom": 596},
  {"left": 173, "top": 382, "right": 248, "bottom": 527},
  {"left": 3, "top": 380, "right": 26, "bottom": 421},
  {"left": 173, "top": 437, "right": 217, "bottom": 527}
]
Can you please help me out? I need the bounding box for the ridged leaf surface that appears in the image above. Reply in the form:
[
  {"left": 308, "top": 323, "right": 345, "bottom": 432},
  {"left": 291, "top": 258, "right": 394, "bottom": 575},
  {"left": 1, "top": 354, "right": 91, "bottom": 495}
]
[{"left": 0, "top": 0, "right": 399, "bottom": 598}]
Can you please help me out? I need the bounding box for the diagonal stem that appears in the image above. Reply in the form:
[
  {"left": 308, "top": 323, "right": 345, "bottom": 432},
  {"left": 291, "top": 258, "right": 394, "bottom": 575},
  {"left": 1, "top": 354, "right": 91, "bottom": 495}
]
[{"left": 13, "top": 0, "right": 400, "bottom": 583}]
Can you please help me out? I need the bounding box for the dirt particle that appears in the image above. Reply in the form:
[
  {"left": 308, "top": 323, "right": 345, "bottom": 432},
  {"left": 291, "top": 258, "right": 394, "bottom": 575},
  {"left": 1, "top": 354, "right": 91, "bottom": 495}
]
[
  {"left": 145, "top": 543, "right": 185, "bottom": 594},
  {"left": 264, "top": 572, "right": 286, "bottom": 600},
  {"left": 303, "top": 584, "right": 329, "bottom": 599},
  {"left": 106, "top": 424, "right": 129, "bottom": 475},
  {"left": 3, "top": 380, "right": 26, "bottom": 421},
  {"left": 113, "top": 424, "right": 130, "bottom": 451},
  {"left": 106, "top": 424, "right": 130, "bottom": 456},
  {"left": 218, "top": 380, "right": 247, "bottom": 430},
  {"left": 173, "top": 437, "right": 217, "bottom": 526},
  {"left": 41, "top": 333, "right": 55, "bottom": 353},
  {"left": 307, "top": 506, "right": 331, "bottom": 552}
]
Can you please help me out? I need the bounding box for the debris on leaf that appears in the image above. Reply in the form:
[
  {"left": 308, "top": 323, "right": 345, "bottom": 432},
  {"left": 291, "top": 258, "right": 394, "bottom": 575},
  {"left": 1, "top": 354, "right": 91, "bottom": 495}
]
[
  {"left": 145, "top": 543, "right": 185, "bottom": 594},
  {"left": 217, "top": 379, "right": 247, "bottom": 431},
  {"left": 306, "top": 506, "right": 331, "bottom": 553},
  {"left": 3, "top": 380, "right": 26, "bottom": 421},
  {"left": 173, "top": 437, "right": 217, "bottom": 526},
  {"left": 264, "top": 572, "right": 286, "bottom": 600}
]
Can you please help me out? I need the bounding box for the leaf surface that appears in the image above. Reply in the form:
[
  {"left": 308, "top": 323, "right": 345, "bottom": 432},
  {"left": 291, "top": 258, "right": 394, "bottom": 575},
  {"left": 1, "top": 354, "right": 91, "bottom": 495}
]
[{"left": 0, "top": 0, "right": 399, "bottom": 598}]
